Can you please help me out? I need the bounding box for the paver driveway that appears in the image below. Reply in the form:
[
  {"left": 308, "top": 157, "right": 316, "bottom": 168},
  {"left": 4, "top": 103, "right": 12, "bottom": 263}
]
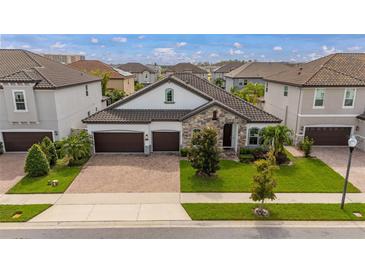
[
  {"left": 67, "top": 154, "right": 180, "bottom": 193},
  {"left": 312, "top": 147, "right": 365, "bottom": 192},
  {"left": 0, "top": 153, "right": 26, "bottom": 193}
]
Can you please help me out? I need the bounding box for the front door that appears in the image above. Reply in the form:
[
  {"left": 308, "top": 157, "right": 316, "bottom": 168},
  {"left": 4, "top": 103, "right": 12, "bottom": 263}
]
[{"left": 223, "top": 123, "right": 232, "bottom": 147}]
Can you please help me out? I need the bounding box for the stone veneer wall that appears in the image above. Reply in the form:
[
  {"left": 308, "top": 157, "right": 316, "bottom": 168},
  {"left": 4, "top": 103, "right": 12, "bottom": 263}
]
[{"left": 182, "top": 105, "right": 247, "bottom": 149}]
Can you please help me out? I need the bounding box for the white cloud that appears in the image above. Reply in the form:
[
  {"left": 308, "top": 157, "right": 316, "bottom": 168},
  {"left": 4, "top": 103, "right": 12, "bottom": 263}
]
[
  {"left": 153, "top": 48, "right": 176, "bottom": 56},
  {"left": 322, "top": 45, "right": 336, "bottom": 54},
  {"left": 229, "top": 49, "right": 244, "bottom": 55},
  {"left": 260, "top": 54, "right": 265, "bottom": 58},
  {"left": 308, "top": 52, "right": 321, "bottom": 60},
  {"left": 138, "top": 35, "right": 145, "bottom": 40},
  {"left": 210, "top": 53, "right": 219, "bottom": 57},
  {"left": 79, "top": 51, "right": 86, "bottom": 55},
  {"left": 195, "top": 50, "right": 202, "bottom": 55},
  {"left": 91, "top": 53, "right": 96, "bottom": 57},
  {"left": 273, "top": 46, "right": 283, "bottom": 51},
  {"left": 112, "top": 37, "right": 127, "bottom": 43},
  {"left": 50, "top": 42, "right": 66, "bottom": 49},
  {"left": 100, "top": 45, "right": 105, "bottom": 48},
  {"left": 233, "top": 42, "right": 242, "bottom": 48},
  {"left": 21, "top": 44, "right": 30, "bottom": 49},
  {"left": 347, "top": 46, "right": 361, "bottom": 51},
  {"left": 176, "top": 42, "right": 187, "bottom": 48},
  {"left": 91, "top": 37, "right": 98, "bottom": 44}
]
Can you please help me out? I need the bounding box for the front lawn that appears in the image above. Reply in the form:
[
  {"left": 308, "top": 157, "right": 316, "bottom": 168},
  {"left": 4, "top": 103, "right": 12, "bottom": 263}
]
[
  {"left": 183, "top": 203, "right": 365, "bottom": 221},
  {"left": 0, "top": 204, "right": 51, "bottom": 222},
  {"left": 180, "top": 158, "right": 360, "bottom": 193},
  {"left": 7, "top": 159, "right": 82, "bottom": 194}
]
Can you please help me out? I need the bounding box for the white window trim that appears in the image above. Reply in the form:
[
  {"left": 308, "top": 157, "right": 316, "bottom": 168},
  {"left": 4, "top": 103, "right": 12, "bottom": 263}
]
[
  {"left": 248, "top": 127, "right": 261, "bottom": 145},
  {"left": 165, "top": 88, "right": 175, "bottom": 103},
  {"left": 313, "top": 88, "right": 325, "bottom": 109},
  {"left": 12, "top": 90, "right": 28, "bottom": 112},
  {"left": 342, "top": 88, "right": 356, "bottom": 109}
]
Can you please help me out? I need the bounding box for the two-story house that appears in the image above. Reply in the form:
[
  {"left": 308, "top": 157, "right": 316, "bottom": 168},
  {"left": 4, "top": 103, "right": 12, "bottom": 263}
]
[
  {"left": 118, "top": 63, "right": 157, "bottom": 85},
  {"left": 212, "top": 62, "right": 243, "bottom": 87},
  {"left": 164, "top": 63, "right": 208, "bottom": 79},
  {"left": 264, "top": 53, "right": 365, "bottom": 151},
  {"left": 0, "top": 49, "right": 103, "bottom": 152}
]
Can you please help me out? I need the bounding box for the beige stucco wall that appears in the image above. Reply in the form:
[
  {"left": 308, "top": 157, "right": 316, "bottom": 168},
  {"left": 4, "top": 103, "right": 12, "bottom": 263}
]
[{"left": 107, "top": 78, "right": 135, "bottom": 95}]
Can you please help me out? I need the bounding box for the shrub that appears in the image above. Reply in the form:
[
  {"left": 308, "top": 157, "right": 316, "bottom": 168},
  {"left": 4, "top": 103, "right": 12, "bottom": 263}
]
[
  {"left": 180, "top": 147, "right": 189, "bottom": 157},
  {"left": 239, "top": 154, "right": 254, "bottom": 163},
  {"left": 54, "top": 140, "right": 64, "bottom": 159},
  {"left": 0, "top": 142, "right": 3, "bottom": 154},
  {"left": 61, "top": 131, "right": 93, "bottom": 166},
  {"left": 40, "top": 136, "right": 58, "bottom": 166},
  {"left": 188, "top": 127, "right": 220, "bottom": 176},
  {"left": 299, "top": 136, "right": 314, "bottom": 158},
  {"left": 240, "top": 147, "right": 254, "bottom": 155},
  {"left": 105, "top": 88, "right": 126, "bottom": 103},
  {"left": 24, "top": 144, "right": 50, "bottom": 177},
  {"left": 252, "top": 147, "right": 269, "bottom": 160},
  {"left": 275, "top": 151, "right": 290, "bottom": 165}
]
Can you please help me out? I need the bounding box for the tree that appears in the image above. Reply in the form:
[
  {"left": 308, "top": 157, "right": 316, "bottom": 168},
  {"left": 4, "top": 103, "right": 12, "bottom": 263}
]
[
  {"left": 40, "top": 136, "right": 58, "bottom": 166},
  {"left": 105, "top": 88, "right": 126, "bottom": 103},
  {"left": 214, "top": 78, "right": 224, "bottom": 88},
  {"left": 134, "top": 82, "right": 145, "bottom": 91},
  {"left": 61, "top": 131, "right": 93, "bottom": 166},
  {"left": 299, "top": 136, "right": 314, "bottom": 158},
  {"left": 24, "top": 144, "right": 50, "bottom": 177},
  {"left": 231, "top": 83, "right": 265, "bottom": 105},
  {"left": 188, "top": 127, "right": 220, "bottom": 176},
  {"left": 260, "top": 125, "right": 292, "bottom": 158},
  {"left": 250, "top": 156, "right": 277, "bottom": 216},
  {"left": 91, "top": 70, "right": 111, "bottom": 96}
]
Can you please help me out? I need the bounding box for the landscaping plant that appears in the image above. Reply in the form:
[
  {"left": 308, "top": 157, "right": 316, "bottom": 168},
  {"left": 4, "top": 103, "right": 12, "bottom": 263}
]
[
  {"left": 0, "top": 141, "right": 3, "bottom": 154},
  {"left": 214, "top": 78, "right": 224, "bottom": 88},
  {"left": 61, "top": 131, "right": 93, "bottom": 166},
  {"left": 299, "top": 136, "right": 314, "bottom": 158},
  {"left": 231, "top": 83, "right": 265, "bottom": 105},
  {"left": 105, "top": 88, "right": 126, "bottom": 103},
  {"left": 188, "top": 127, "right": 220, "bottom": 176},
  {"left": 91, "top": 70, "right": 111, "bottom": 96},
  {"left": 179, "top": 147, "right": 189, "bottom": 157},
  {"left": 134, "top": 82, "right": 144, "bottom": 91},
  {"left": 24, "top": 144, "right": 50, "bottom": 177},
  {"left": 40, "top": 136, "right": 58, "bottom": 166}
]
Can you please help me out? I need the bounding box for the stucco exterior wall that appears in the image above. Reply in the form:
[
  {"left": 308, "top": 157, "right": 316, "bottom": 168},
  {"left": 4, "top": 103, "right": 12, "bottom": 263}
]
[
  {"left": 356, "top": 120, "right": 365, "bottom": 151},
  {"left": 135, "top": 71, "right": 157, "bottom": 84}
]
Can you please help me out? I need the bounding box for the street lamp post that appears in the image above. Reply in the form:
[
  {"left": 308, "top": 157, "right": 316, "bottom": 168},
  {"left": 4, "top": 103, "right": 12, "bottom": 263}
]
[{"left": 340, "top": 135, "right": 358, "bottom": 209}]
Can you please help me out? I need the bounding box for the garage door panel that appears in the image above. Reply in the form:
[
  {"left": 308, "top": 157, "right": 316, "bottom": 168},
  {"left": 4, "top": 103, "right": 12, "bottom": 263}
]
[
  {"left": 305, "top": 127, "right": 351, "bottom": 146},
  {"left": 3, "top": 132, "right": 53, "bottom": 152},
  {"left": 153, "top": 132, "right": 179, "bottom": 151},
  {"left": 94, "top": 132, "right": 144, "bottom": 153}
]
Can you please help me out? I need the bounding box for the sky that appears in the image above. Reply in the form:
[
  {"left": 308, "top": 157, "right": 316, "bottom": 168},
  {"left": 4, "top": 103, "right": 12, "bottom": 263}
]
[{"left": 1, "top": 34, "right": 365, "bottom": 65}]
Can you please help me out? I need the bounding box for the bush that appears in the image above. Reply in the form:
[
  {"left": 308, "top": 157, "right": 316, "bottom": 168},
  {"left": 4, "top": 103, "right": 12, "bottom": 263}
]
[
  {"left": 240, "top": 147, "right": 254, "bottom": 155},
  {"left": 299, "top": 137, "right": 314, "bottom": 158},
  {"left": 54, "top": 140, "right": 64, "bottom": 159},
  {"left": 0, "top": 142, "right": 3, "bottom": 154},
  {"left": 40, "top": 136, "right": 58, "bottom": 166},
  {"left": 24, "top": 144, "right": 50, "bottom": 177},
  {"left": 188, "top": 127, "right": 220, "bottom": 176},
  {"left": 180, "top": 147, "right": 189, "bottom": 157},
  {"left": 239, "top": 154, "right": 254, "bottom": 163},
  {"left": 61, "top": 131, "right": 93, "bottom": 166},
  {"left": 275, "top": 151, "right": 290, "bottom": 165},
  {"left": 252, "top": 147, "right": 269, "bottom": 160},
  {"left": 105, "top": 88, "right": 126, "bottom": 103}
]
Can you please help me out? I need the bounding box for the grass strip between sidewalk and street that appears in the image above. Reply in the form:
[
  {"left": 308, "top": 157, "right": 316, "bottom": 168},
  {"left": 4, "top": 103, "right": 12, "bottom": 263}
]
[
  {"left": 182, "top": 203, "right": 365, "bottom": 221},
  {"left": 0, "top": 204, "right": 51, "bottom": 222}
]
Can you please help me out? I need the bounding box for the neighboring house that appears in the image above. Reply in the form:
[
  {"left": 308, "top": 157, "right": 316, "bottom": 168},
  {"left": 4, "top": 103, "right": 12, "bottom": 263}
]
[
  {"left": 83, "top": 73, "right": 280, "bottom": 154},
  {"left": 225, "top": 62, "right": 294, "bottom": 92},
  {"left": 264, "top": 53, "right": 365, "bottom": 151},
  {"left": 0, "top": 49, "right": 103, "bottom": 152},
  {"left": 68, "top": 60, "right": 135, "bottom": 95},
  {"left": 118, "top": 63, "right": 157, "bottom": 85},
  {"left": 145, "top": 63, "right": 162, "bottom": 79},
  {"left": 164, "top": 63, "right": 208, "bottom": 79},
  {"left": 212, "top": 62, "right": 243, "bottom": 87},
  {"left": 43, "top": 53, "right": 85, "bottom": 64}
]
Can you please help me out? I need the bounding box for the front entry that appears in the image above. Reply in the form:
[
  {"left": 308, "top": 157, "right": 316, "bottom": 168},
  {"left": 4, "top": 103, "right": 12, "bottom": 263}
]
[{"left": 223, "top": 123, "right": 232, "bottom": 147}]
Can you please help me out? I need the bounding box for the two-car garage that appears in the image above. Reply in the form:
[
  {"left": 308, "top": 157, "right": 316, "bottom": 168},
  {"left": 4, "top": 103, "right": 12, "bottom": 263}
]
[
  {"left": 304, "top": 126, "right": 352, "bottom": 146},
  {"left": 1, "top": 131, "right": 53, "bottom": 152}
]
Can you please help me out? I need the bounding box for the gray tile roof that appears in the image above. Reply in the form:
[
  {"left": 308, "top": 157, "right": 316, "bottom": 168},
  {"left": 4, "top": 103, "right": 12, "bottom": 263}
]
[
  {"left": 265, "top": 53, "right": 365, "bottom": 87},
  {"left": 214, "top": 62, "right": 243, "bottom": 73},
  {"left": 0, "top": 49, "right": 100, "bottom": 89},
  {"left": 225, "top": 62, "right": 294, "bottom": 79},
  {"left": 165, "top": 63, "right": 207, "bottom": 74},
  {"left": 118, "top": 62, "right": 155, "bottom": 73}
]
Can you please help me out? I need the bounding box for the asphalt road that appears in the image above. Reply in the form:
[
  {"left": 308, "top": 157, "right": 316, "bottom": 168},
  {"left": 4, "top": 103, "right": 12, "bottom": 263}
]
[{"left": 2, "top": 226, "right": 365, "bottom": 239}]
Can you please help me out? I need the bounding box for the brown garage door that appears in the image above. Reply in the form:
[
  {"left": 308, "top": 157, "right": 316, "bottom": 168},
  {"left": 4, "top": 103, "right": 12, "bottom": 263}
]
[
  {"left": 152, "top": 131, "right": 180, "bottom": 151},
  {"left": 2, "top": 131, "right": 53, "bottom": 152},
  {"left": 305, "top": 127, "right": 352, "bottom": 146},
  {"left": 94, "top": 132, "right": 144, "bottom": 153}
]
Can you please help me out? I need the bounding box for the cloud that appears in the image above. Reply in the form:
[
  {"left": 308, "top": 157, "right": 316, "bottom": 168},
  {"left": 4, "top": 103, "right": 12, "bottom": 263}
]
[
  {"left": 112, "top": 37, "right": 127, "bottom": 43},
  {"left": 154, "top": 48, "right": 176, "bottom": 56},
  {"left": 260, "top": 54, "right": 265, "bottom": 58},
  {"left": 21, "top": 44, "right": 30, "bottom": 49},
  {"left": 273, "top": 46, "right": 283, "bottom": 51},
  {"left": 138, "top": 35, "right": 145, "bottom": 40},
  {"left": 308, "top": 52, "right": 321, "bottom": 60},
  {"left": 50, "top": 42, "right": 66, "bottom": 49},
  {"left": 322, "top": 45, "right": 336, "bottom": 54},
  {"left": 91, "top": 37, "right": 98, "bottom": 44},
  {"left": 79, "top": 51, "right": 86, "bottom": 55},
  {"left": 176, "top": 42, "right": 187, "bottom": 48},
  {"left": 347, "top": 46, "right": 361, "bottom": 51},
  {"left": 233, "top": 42, "right": 242, "bottom": 48},
  {"left": 210, "top": 53, "right": 219, "bottom": 57},
  {"left": 195, "top": 50, "right": 202, "bottom": 55},
  {"left": 100, "top": 45, "right": 105, "bottom": 48},
  {"left": 229, "top": 49, "right": 244, "bottom": 55}
]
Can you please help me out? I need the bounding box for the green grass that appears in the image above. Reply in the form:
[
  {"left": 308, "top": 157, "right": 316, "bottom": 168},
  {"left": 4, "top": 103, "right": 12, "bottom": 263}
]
[
  {"left": 7, "top": 160, "right": 82, "bottom": 194},
  {"left": 180, "top": 159, "right": 360, "bottom": 193},
  {"left": 183, "top": 203, "right": 365, "bottom": 221},
  {"left": 0, "top": 204, "right": 51, "bottom": 222}
]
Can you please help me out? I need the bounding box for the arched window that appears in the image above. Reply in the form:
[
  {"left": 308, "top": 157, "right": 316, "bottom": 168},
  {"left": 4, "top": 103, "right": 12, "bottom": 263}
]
[
  {"left": 165, "top": 88, "right": 174, "bottom": 103},
  {"left": 249, "top": 127, "right": 260, "bottom": 145}
]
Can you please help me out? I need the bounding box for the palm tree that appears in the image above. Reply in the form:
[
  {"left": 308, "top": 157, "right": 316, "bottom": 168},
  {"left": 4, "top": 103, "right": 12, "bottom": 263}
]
[
  {"left": 260, "top": 125, "right": 293, "bottom": 157},
  {"left": 61, "top": 131, "right": 92, "bottom": 163}
]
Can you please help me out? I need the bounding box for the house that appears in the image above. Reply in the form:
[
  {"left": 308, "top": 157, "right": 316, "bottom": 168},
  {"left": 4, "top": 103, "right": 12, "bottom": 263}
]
[
  {"left": 263, "top": 53, "right": 365, "bottom": 151},
  {"left": 164, "top": 63, "right": 208, "bottom": 79},
  {"left": 225, "top": 62, "right": 294, "bottom": 92},
  {"left": 118, "top": 62, "right": 157, "bottom": 85},
  {"left": 0, "top": 49, "right": 103, "bottom": 152},
  {"left": 212, "top": 62, "right": 243, "bottom": 82},
  {"left": 43, "top": 53, "right": 85, "bottom": 64},
  {"left": 82, "top": 73, "right": 280, "bottom": 154},
  {"left": 68, "top": 60, "right": 135, "bottom": 95},
  {"left": 145, "top": 63, "right": 162, "bottom": 79}
]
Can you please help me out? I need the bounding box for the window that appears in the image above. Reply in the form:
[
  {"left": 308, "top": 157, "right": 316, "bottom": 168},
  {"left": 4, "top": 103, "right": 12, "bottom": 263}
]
[
  {"left": 13, "top": 91, "right": 27, "bottom": 111},
  {"left": 249, "top": 127, "right": 260, "bottom": 145},
  {"left": 212, "top": 110, "right": 218, "bottom": 120},
  {"left": 85, "top": 85, "right": 89, "bottom": 96},
  {"left": 265, "top": 83, "right": 268, "bottom": 93},
  {"left": 243, "top": 79, "right": 248, "bottom": 86},
  {"left": 145, "top": 73, "right": 148, "bottom": 78},
  {"left": 313, "top": 88, "right": 325, "bottom": 108},
  {"left": 283, "top": 85, "right": 288, "bottom": 96},
  {"left": 165, "top": 88, "right": 174, "bottom": 103},
  {"left": 343, "top": 88, "right": 356, "bottom": 108}
]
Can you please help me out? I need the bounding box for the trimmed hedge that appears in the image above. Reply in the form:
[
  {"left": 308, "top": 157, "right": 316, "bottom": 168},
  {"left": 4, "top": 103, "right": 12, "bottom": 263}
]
[
  {"left": 40, "top": 136, "right": 58, "bottom": 166},
  {"left": 24, "top": 144, "right": 50, "bottom": 177}
]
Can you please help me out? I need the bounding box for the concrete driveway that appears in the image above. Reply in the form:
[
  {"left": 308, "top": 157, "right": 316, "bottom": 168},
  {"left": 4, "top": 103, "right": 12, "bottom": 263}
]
[
  {"left": 312, "top": 147, "right": 365, "bottom": 192},
  {"left": 67, "top": 154, "right": 180, "bottom": 193},
  {"left": 0, "top": 153, "right": 26, "bottom": 193}
]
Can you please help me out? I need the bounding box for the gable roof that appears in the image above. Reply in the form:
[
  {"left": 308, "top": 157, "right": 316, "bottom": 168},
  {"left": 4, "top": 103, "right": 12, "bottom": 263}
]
[
  {"left": 225, "top": 62, "right": 294, "bottom": 79},
  {"left": 118, "top": 62, "right": 155, "bottom": 73},
  {"left": 165, "top": 63, "right": 207, "bottom": 74},
  {"left": 83, "top": 73, "right": 281, "bottom": 124},
  {"left": 68, "top": 60, "right": 133, "bottom": 79},
  {"left": 0, "top": 49, "right": 100, "bottom": 89},
  {"left": 265, "top": 53, "right": 365, "bottom": 87},
  {"left": 214, "top": 62, "right": 243, "bottom": 73}
]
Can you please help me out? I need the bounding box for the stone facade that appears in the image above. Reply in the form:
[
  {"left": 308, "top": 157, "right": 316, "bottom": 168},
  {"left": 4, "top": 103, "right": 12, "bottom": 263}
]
[{"left": 182, "top": 105, "right": 247, "bottom": 150}]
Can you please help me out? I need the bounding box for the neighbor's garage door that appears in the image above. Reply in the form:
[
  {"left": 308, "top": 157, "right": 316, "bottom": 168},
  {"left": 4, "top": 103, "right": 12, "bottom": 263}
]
[
  {"left": 94, "top": 132, "right": 144, "bottom": 153},
  {"left": 2, "top": 131, "right": 53, "bottom": 152},
  {"left": 152, "top": 131, "right": 180, "bottom": 151},
  {"left": 305, "top": 127, "right": 352, "bottom": 146}
]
